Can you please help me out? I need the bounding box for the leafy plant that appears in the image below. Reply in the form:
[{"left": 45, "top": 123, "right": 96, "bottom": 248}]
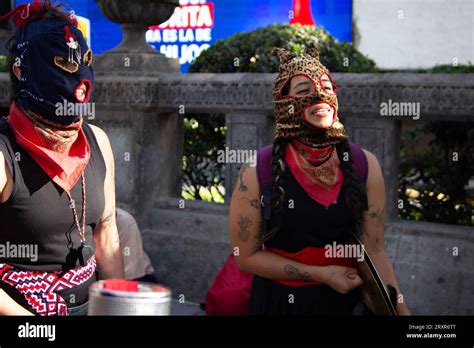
[
  {"left": 398, "top": 122, "right": 473, "bottom": 225},
  {"left": 189, "top": 24, "right": 377, "bottom": 73},
  {"left": 184, "top": 24, "right": 376, "bottom": 202},
  {"left": 0, "top": 55, "right": 6, "bottom": 72},
  {"left": 430, "top": 62, "right": 474, "bottom": 73},
  {"left": 182, "top": 114, "right": 226, "bottom": 202}
]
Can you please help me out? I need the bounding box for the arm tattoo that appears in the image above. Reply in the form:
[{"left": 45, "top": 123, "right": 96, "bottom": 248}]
[
  {"left": 239, "top": 197, "right": 259, "bottom": 209},
  {"left": 237, "top": 163, "right": 249, "bottom": 192},
  {"left": 100, "top": 210, "right": 115, "bottom": 229},
  {"left": 250, "top": 244, "right": 262, "bottom": 254},
  {"left": 362, "top": 205, "right": 386, "bottom": 238},
  {"left": 237, "top": 215, "right": 252, "bottom": 243},
  {"left": 250, "top": 224, "right": 263, "bottom": 254},
  {"left": 249, "top": 199, "right": 259, "bottom": 209},
  {"left": 284, "top": 264, "right": 312, "bottom": 282},
  {"left": 368, "top": 205, "right": 386, "bottom": 228}
]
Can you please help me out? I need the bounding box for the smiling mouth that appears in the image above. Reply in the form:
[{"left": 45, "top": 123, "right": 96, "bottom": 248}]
[
  {"left": 74, "top": 81, "right": 90, "bottom": 103},
  {"left": 311, "top": 103, "right": 333, "bottom": 117},
  {"left": 75, "top": 84, "right": 87, "bottom": 102}
]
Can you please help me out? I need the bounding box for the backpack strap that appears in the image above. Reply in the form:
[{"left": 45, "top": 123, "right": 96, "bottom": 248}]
[
  {"left": 349, "top": 142, "right": 369, "bottom": 184},
  {"left": 256, "top": 144, "right": 273, "bottom": 235},
  {"left": 256, "top": 144, "right": 273, "bottom": 190}
]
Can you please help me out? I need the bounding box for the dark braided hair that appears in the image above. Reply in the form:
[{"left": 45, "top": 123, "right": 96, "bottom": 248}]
[
  {"left": 263, "top": 138, "right": 367, "bottom": 242},
  {"left": 264, "top": 73, "right": 367, "bottom": 241},
  {"left": 335, "top": 139, "right": 367, "bottom": 236},
  {"left": 263, "top": 137, "right": 287, "bottom": 243}
]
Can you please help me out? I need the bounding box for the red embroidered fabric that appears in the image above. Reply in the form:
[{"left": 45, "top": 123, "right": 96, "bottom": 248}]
[
  {"left": 7, "top": 102, "right": 90, "bottom": 192},
  {"left": 0, "top": 256, "right": 96, "bottom": 316},
  {"left": 285, "top": 139, "right": 343, "bottom": 208}
]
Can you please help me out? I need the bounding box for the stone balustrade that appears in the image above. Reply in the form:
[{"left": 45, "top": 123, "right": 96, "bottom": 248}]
[{"left": 0, "top": 70, "right": 473, "bottom": 314}]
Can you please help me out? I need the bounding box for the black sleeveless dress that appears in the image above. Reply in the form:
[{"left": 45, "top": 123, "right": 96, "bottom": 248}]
[
  {"left": 247, "top": 163, "right": 367, "bottom": 315},
  {"left": 0, "top": 119, "right": 106, "bottom": 308}
]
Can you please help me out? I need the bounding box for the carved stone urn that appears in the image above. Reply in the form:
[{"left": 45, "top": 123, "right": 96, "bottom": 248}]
[{"left": 94, "top": 0, "right": 180, "bottom": 74}]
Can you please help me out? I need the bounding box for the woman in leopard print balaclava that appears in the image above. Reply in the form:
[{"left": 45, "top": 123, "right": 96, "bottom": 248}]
[{"left": 228, "top": 45, "right": 410, "bottom": 316}]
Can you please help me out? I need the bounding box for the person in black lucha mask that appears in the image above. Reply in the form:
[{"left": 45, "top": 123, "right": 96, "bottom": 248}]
[{"left": 0, "top": 0, "right": 124, "bottom": 316}]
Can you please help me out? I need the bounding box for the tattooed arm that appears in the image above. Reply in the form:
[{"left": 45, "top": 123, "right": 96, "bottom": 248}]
[
  {"left": 360, "top": 150, "right": 410, "bottom": 315},
  {"left": 229, "top": 163, "right": 362, "bottom": 293}
]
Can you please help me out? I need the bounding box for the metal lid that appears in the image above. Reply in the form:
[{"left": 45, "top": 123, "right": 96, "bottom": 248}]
[{"left": 90, "top": 280, "right": 172, "bottom": 299}]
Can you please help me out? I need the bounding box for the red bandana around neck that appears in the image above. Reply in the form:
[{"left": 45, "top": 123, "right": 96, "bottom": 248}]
[
  {"left": 7, "top": 101, "right": 90, "bottom": 192},
  {"left": 285, "top": 139, "right": 343, "bottom": 208}
]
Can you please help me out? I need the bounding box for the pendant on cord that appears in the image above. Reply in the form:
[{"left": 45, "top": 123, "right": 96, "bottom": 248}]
[
  {"left": 67, "top": 174, "right": 90, "bottom": 267},
  {"left": 78, "top": 241, "right": 93, "bottom": 266}
]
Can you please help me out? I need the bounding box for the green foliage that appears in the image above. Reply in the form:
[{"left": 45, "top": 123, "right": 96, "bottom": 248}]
[
  {"left": 189, "top": 24, "right": 377, "bottom": 73},
  {"left": 184, "top": 24, "right": 377, "bottom": 202},
  {"left": 398, "top": 122, "right": 473, "bottom": 225},
  {"left": 182, "top": 114, "right": 226, "bottom": 202},
  {"left": 430, "top": 62, "right": 474, "bottom": 73},
  {"left": 379, "top": 63, "right": 474, "bottom": 73},
  {"left": 0, "top": 55, "right": 6, "bottom": 72},
  {"left": 184, "top": 24, "right": 474, "bottom": 216}
]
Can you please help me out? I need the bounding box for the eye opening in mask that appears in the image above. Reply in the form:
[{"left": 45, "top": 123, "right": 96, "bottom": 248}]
[
  {"left": 84, "top": 49, "right": 93, "bottom": 67},
  {"left": 54, "top": 56, "right": 79, "bottom": 74},
  {"left": 279, "top": 73, "right": 318, "bottom": 98},
  {"left": 319, "top": 72, "right": 337, "bottom": 95}
]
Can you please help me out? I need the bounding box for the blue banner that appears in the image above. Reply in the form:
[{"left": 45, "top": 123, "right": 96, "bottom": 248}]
[{"left": 16, "top": 0, "right": 352, "bottom": 72}]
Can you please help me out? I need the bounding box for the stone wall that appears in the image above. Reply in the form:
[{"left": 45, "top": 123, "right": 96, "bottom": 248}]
[
  {"left": 144, "top": 198, "right": 474, "bottom": 315},
  {"left": 0, "top": 71, "right": 473, "bottom": 314}
]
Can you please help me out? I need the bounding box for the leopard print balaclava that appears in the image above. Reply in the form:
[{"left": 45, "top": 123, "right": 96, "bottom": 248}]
[{"left": 273, "top": 45, "right": 347, "bottom": 148}]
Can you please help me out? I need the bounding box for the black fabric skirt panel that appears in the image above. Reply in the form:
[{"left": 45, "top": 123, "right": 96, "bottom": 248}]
[
  {"left": 247, "top": 275, "right": 360, "bottom": 316},
  {"left": 248, "top": 152, "right": 367, "bottom": 315}
]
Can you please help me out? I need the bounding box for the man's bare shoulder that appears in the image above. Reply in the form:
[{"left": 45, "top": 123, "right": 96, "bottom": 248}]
[{"left": 88, "top": 123, "right": 114, "bottom": 168}]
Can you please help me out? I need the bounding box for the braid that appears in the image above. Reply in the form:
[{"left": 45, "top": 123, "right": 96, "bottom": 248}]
[
  {"left": 263, "top": 138, "right": 366, "bottom": 242},
  {"left": 336, "top": 140, "right": 367, "bottom": 236},
  {"left": 263, "top": 138, "right": 287, "bottom": 243}
]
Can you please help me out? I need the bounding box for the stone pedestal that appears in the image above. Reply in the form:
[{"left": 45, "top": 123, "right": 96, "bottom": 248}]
[
  {"left": 93, "top": 23, "right": 179, "bottom": 76},
  {"left": 0, "top": 28, "right": 11, "bottom": 55},
  {"left": 93, "top": 0, "right": 180, "bottom": 76},
  {"left": 345, "top": 115, "right": 402, "bottom": 221},
  {"left": 94, "top": 51, "right": 179, "bottom": 76},
  {"left": 224, "top": 112, "right": 273, "bottom": 202},
  {"left": 91, "top": 0, "right": 181, "bottom": 228}
]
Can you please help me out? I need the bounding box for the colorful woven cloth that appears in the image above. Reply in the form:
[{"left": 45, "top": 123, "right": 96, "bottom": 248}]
[{"left": 0, "top": 256, "right": 96, "bottom": 316}]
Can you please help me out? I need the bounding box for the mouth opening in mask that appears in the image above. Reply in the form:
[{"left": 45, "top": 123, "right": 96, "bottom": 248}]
[
  {"left": 74, "top": 80, "right": 91, "bottom": 103},
  {"left": 302, "top": 101, "right": 337, "bottom": 129}
]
